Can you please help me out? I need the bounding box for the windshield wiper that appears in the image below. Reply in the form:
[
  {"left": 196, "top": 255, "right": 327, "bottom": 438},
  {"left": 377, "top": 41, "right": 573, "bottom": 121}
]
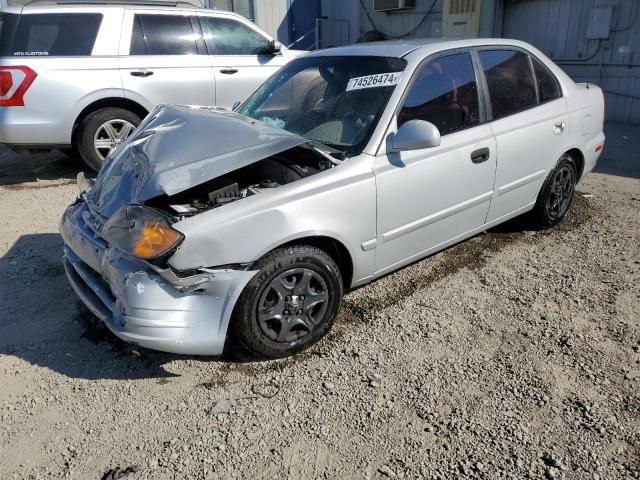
[{"left": 309, "top": 141, "right": 345, "bottom": 164}]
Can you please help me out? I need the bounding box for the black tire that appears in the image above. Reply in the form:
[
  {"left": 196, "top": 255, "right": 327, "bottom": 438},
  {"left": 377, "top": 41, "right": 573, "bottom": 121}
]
[
  {"left": 75, "top": 107, "right": 141, "bottom": 172},
  {"left": 232, "top": 245, "right": 344, "bottom": 359},
  {"left": 530, "top": 153, "right": 577, "bottom": 229}
]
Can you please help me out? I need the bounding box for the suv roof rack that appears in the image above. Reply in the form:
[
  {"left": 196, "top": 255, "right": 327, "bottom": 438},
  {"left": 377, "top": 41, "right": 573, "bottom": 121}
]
[{"left": 17, "top": 0, "right": 203, "bottom": 8}]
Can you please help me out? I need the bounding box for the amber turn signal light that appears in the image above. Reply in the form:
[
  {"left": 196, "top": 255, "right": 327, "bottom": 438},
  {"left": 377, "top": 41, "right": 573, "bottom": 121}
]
[
  {"left": 102, "top": 206, "right": 184, "bottom": 260},
  {"left": 132, "top": 221, "right": 182, "bottom": 259}
]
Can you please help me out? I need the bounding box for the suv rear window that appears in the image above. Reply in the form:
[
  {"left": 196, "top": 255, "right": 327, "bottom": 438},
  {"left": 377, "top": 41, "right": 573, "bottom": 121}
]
[
  {"left": 130, "top": 14, "right": 198, "bottom": 55},
  {"left": 12, "top": 13, "right": 102, "bottom": 57}
]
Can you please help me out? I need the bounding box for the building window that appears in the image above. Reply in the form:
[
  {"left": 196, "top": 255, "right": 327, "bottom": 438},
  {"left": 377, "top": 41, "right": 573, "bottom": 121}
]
[{"left": 210, "top": 0, "right": 255, "bottom": 21}]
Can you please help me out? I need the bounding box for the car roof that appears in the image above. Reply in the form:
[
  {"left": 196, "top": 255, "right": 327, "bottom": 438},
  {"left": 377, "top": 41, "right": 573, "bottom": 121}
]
[
  {"left": 2, "top": 1, "right": 237, "bottom": 14},
  {"left": 307, "top": 38, "right": 535, "bottom": 59}
]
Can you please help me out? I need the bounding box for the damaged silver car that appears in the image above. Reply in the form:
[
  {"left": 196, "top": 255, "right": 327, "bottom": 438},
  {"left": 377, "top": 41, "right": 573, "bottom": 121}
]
[{"left": 61, "top": 39, "right": 605, "bottom": 358}]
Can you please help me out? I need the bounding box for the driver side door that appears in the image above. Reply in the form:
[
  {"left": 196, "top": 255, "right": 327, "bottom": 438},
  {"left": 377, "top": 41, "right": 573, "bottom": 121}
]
[{"left": 372, "top": 51, "right": 497, "bottom": 275}]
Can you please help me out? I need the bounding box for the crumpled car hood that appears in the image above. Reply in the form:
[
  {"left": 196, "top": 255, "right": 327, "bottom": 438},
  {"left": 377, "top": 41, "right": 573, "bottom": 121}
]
[{"left": 88, "top": 105, "right": 307, "bottom": 218}]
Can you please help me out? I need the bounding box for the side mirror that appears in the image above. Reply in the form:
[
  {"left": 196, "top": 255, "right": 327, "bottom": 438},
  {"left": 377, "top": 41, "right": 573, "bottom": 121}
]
[
  {"left": 270, "top": 40, "right": 283, "bottom": 55},
  {"left": 391, "top": 120, "right": 441, "bottom": 151}
]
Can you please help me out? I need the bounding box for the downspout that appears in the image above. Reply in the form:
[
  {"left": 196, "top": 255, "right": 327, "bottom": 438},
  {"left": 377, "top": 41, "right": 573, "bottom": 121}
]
[{"left": 478, "top": 0, "right": 497, "bottom": 37}]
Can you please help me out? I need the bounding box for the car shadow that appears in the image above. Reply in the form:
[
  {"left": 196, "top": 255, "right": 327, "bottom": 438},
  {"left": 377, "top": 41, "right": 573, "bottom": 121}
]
[
  {"left": 594, "top": 122, "right": 640, "bottom": 180},
  {"left": 0, "top": 148, "right": 81, "bottom": 186},
  {"left": 486, "top": 211, "right": 534, "bottom": 234},
  {"left": 0, "top": 233, "right": 258, "bottom": 381}
]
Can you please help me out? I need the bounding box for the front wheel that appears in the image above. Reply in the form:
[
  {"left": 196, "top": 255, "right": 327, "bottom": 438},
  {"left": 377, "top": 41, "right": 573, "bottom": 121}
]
[
  {"left": 232, "top": 245, "right": 343, "bottom": 359},
  {"left": 530, "top": 153, "right": 577, "bottom": 229}
]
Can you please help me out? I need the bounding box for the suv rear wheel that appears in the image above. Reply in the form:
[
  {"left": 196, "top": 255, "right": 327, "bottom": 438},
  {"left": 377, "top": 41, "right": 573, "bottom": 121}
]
[{"left": 76, "top": 107, "right": 141, "bottom": 172}]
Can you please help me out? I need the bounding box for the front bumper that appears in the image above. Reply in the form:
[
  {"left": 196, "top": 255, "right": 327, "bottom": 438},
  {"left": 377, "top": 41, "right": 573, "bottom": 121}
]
[{"left": 60, "top": 201, "right": 257, "bottom": 355}]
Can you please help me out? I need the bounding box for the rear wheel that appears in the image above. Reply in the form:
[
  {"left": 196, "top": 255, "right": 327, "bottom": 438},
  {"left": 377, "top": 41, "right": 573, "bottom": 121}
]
[
  {"left": 75, "top": 107, "right": 141, "bottom": 172},
  {"left": 531, "top": 153, "right": 577, "bottom": 228},
  {"left": 232, "top": 245, "right": 343, "bottom": 359}
]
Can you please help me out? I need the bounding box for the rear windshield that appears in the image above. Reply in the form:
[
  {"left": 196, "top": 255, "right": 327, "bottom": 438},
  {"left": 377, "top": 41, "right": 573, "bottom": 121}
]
[{"left": 10, "top": 13, "right": 102, "bottom": 57}]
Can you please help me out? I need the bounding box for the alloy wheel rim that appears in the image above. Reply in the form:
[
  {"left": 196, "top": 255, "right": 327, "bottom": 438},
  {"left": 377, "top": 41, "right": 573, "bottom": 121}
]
[
  {"left": 256, "top": 267, "right": 329, "bottom": 343},
  {"left": 94, "top": 119, "right": 136, "bottom": 161},
  {"left": 546, "top": 164, "right": 575, "bottom": 220}
]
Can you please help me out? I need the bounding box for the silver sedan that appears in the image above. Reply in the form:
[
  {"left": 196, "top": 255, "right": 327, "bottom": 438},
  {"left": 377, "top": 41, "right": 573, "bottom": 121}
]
[{"left": 61, "top": 38, "right": 605, "bottom": 358}]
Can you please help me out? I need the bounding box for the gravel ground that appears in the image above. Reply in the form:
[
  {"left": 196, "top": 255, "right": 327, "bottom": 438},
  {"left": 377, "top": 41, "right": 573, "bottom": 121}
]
[{"left": 0, "top": 149, "right": 638, "bottom": 480}]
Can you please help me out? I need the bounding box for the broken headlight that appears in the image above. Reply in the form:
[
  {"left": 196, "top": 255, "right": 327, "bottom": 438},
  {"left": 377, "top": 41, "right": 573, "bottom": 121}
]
[{"left": 101, "top": 205, "right": 183, "bottom": 259}]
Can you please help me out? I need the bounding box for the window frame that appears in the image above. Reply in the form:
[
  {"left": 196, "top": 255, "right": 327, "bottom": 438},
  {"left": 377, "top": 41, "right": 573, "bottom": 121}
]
[
  {"left": 474, "top": 45, "right": 565, "bottom": 122},
  {"left": 393, "top": 48, "right": 489, "bottom": 139},
  {"left": 196, "top": 13, "right": 273, "bottom": 57}
]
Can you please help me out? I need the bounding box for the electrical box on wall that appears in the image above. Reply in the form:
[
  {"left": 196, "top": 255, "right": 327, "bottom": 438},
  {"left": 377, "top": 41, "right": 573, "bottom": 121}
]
[
  {"left": 586, "top": 6, "right": 612, "bottom": 39},
  {"left": 442, "top": 0, "right": 481, "bottom": 38},
  {"left": 373, "top": 0, "right": 416, "bottom": 12}
]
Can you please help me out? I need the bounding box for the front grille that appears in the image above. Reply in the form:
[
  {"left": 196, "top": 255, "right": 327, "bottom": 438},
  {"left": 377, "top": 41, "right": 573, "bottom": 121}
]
[
  {"left": 80, "top": 208, "right": 108, "bottom": 249},
  {"left": 64, "top": 248, "right": 116, "bottom": 321}
]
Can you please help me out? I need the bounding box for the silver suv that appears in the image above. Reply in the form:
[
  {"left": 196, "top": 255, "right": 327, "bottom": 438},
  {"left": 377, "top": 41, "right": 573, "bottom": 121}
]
[{"left": 0, "top": 1, "right": 301, "bottom": 170}]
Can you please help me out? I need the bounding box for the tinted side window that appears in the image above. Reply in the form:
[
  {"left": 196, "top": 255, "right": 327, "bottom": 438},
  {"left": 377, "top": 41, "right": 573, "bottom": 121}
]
[
  {"left": 12, "top": 14, "right": 102, "bottom": 56},
  {"left": 131, "top": 15, "right": 197, "bottom": 55},
  {"left": 532, "top": 57, "right": 561, "bottom": 103},
  {"left": 478, "top": 50, "right": 537, "bottom": 119},
  {"left": 399, "top": 52, "right": 480, "bottom": 135},
  {"left": 0, "top": 13, "right": 19, "bottom": 56},
  {"left": 200, "top": 17, "right": 271, "bottom": 55}
]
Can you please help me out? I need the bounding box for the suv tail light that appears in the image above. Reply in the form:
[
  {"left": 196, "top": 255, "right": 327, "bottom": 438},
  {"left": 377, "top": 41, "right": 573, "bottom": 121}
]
[{"left": 0, "top": 66, "right": 37, "bottom": 107}]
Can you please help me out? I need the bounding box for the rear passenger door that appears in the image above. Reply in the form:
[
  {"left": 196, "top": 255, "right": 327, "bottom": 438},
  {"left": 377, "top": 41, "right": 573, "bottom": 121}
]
[
  {"left": 119, "top": 10, "right": 215, "bottom": 108},
  {"left": 478, "top": 48, "right": 568, "bottom": 223},
  {"left": 198, "top": 14, "right": 288, "bottom": 108}
]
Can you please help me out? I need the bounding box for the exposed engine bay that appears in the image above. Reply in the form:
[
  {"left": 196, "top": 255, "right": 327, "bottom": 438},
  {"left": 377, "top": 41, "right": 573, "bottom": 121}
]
[{"left": 147, "top": 145, "right": 335, "bottom": 218}]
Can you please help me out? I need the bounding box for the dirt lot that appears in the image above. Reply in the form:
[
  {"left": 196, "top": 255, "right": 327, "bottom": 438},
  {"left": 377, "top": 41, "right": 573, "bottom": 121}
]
[{"left": 0, "top": 146, "right": 638, "bottom": 480}]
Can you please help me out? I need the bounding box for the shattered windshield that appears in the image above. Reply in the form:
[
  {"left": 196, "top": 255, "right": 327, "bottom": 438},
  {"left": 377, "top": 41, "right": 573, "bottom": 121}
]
[{"left": 236, "top": 56, "right": 407, "bottom": 156}]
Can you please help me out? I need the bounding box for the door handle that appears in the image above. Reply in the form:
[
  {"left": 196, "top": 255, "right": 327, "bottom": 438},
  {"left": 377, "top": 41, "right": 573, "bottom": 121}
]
[
  {"left": 553, "top": 121, "right": 566, "bottom": 134},
  {"left": 220, "top": 68, "right": 238, "bottom": 74},
  {"left": 130, "top": 70, "right": 153, "bottom": 77},
  {"left": 470, "top": 147, "right": 490, "bottom": 164}
]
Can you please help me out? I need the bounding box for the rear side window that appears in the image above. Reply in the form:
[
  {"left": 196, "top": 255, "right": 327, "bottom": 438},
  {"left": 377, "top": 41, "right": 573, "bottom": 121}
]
[
  {"left": 131, "top": 15, "right": 198, "bottom": 55},
  {"left": 12, "top": 14, "right": 102, "bottom": 56},
  {"left": 200, "top": 16, "right": 271, "bottom": 55},
  {"left": 478, "top": 49, "right": 537, "bottom": 119},
  {"left": 532, "top": 57, "right": 561, "bottom": 103},
  {"left": 399, "top": 52, "right": 480, "bottom": 135}
]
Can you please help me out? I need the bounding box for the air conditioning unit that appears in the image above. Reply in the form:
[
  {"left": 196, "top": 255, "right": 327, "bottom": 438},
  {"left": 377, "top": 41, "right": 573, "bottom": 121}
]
[
  {"left": 373, "top": 0, "right": 416, "bottom": 12},
  {"left": 442, "top": 0, "right": 481, "bottom": 38}
]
